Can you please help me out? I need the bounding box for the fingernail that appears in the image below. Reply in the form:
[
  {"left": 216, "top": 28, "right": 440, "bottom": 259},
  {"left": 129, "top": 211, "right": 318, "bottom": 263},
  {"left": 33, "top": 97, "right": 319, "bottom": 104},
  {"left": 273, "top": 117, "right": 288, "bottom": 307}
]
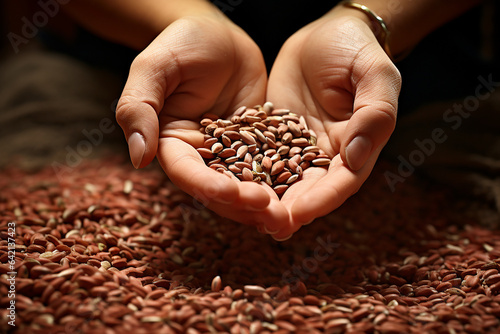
[
  {"left": 345, "top": 135, "right": 372, "bottom": 171},
  {"left": 263, "top": 225, "right": 280, "bottom": 235},
  {"left": 272, "top": 234, "right": 292, "bottom": 242},
  {"left": 128, "top": 132, "right": 145, "bottom": 169}
]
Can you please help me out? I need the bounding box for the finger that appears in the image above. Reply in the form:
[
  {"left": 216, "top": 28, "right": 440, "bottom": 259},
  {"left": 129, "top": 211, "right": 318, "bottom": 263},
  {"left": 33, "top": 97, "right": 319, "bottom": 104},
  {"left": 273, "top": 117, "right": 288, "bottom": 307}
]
[
  {"left": 206, "top": 194, "right": 288, "bottom": 231},
  {"left": 289, "top": 154, "right": 376, "bottom": 226},
  {"left": 157, "top": 136, "right": 240, "bottom": 205},
  {"left": 340, "top": 58, "right": 401, "bottom": 171},
  {"left": 115, "top": 42, "right": 181, "bottom": 169}
]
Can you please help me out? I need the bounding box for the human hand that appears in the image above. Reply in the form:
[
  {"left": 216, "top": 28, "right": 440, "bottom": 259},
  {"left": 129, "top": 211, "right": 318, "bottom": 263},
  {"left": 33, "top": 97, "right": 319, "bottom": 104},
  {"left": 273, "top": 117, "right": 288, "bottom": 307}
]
[
  {"left": 116, "top": 16, "right": 289, "bottom": 228},
  {"left": 266, "top": 9, "right": 401, "bottom": 239}
]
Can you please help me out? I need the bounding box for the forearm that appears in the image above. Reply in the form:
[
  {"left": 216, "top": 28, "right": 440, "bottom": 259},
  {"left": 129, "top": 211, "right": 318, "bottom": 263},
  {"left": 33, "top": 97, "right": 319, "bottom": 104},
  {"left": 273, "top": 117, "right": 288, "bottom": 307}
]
[
  {"left": 333, "top": 0, "right": 483, "bottom": 59},
  {"left": 61, "top": 0, "right": 223, "bottom": 50}
]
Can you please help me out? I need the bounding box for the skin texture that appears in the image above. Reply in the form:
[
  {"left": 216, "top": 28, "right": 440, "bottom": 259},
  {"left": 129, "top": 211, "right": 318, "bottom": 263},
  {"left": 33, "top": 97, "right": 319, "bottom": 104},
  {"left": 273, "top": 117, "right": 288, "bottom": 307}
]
[
  {"left": 115, "top": 16, "right": 290, "bottom": 231},
  {"left": 61, "top": 0, "right": 483, "bottom": 240},
  {"left": 266, "top": 10, "right": 401, "bottom": 239}
]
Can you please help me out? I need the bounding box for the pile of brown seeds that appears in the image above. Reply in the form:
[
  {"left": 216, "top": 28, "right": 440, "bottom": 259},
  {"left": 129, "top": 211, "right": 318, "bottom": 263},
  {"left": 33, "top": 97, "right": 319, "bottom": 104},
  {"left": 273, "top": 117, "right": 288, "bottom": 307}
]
[
  {"left": 1, "top": 157, "right": 500, "bottom": 333},
  {"left": 197, "top": 102, "right": 331, "bottom": 196}
]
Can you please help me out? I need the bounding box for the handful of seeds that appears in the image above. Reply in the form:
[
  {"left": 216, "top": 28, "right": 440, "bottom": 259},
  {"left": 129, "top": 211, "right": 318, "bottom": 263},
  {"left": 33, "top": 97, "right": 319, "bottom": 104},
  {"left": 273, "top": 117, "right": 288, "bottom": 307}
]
[{"left": 197, "top": 102, "right": 331, "bottom": 196}]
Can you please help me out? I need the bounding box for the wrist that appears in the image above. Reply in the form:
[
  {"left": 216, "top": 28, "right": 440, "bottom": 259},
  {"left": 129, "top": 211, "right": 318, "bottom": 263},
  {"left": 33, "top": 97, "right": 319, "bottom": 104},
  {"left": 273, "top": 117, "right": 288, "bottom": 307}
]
[
  {"left": 330, "top": 0, "right": 484, "bottom": 61},
  {"left": 328, "top": 2, "right": 398, "bottom": 60},
  {"left": 63, "top": 0, "right": 228, "bottom": 50}
]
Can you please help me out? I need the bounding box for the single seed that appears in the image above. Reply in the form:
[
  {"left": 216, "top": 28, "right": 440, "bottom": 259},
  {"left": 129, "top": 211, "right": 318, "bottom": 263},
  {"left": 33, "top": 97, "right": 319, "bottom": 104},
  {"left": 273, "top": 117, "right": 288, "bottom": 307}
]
[
  {"left": 303, "top": 146, "right": 320, "bottom": 154},
  {"left": 242, "top": 168, "right": 254, "bottom": 182},
  {"left": 240, "top": 131, "right": 257, "bottom": 145},
  {"left": 253, "top": 122, "right": 267, "bottom": 132},
  {"left": 286, "top": 174, "right": 299, "bottom": 184},
  {"left": 244, "top": 285, "right": 266, "bottom": 296},
  {"left": 211, "top": 276, "right": 222, "bottom": 292},
  {"left": 273, "top": 185, "right": 288, "bottom": 196},
  {"left": 271, "top": 161, "right": 285, "bottom": 176},
  {"left": 301, "top": 152, "right": 317, "bottom": 162},
  {"left": 254, "top": 128, "right": 266, "bottom": 143},
  {"left": 224, "top": 156, "right": 239, "bottom": 164},
  {"left": 282, "top": 132, "right": 293, "bottom": 144},
  {"left": 213, "top": 127, "right": 225, "bottom": 138},
  {"left": 204, "top": 137, "right": 218, "bottom": 148},
  {"left": 270, "top": 153, "right": 281, "bottom": 164},
  {"left": 211, "top": 143, "right": 224, "bottom": 154},
  {"left": 221, "top": 135, "right": 232, "bottom": 147},
  {"left": 291, "top": 138, "right": 309, "bottom": 146},
  {"left": 277, "top": 145, "right": 290, "bottom": 156},
  {"left": 228, "top": 165, "right": 241, "bottom": 174},
  {"left": 261, "top": 157, "right": 272, "bottom": 173},
  {"left": 205, "top": 123, "right": 218, "bottom": 134},
  {"left": 235, "top": 161, "right": 252, "bottom": 170},
  {"left": 287, "top": 121, "right": 302, "bottom": 137},
  {"left": 263, "top": 101, "right": 274, "bottom": 113},
  {"left": 197, "top": 148, "right": 215, "bottom": 159},
  {"left": 231, "top": 140, "right": 243, "bottom": 150},
  {"left": 219, "top": 148, "right": 237, "bottom": 158},
  {"left": 200, "top": 118, "right": 213, "bottom": 126},
  {"left": 312, "top": 158, "right": 331, "bottom": 166},
  {"left": 236, "top": 145, "right": 248, "bottom": 159}
]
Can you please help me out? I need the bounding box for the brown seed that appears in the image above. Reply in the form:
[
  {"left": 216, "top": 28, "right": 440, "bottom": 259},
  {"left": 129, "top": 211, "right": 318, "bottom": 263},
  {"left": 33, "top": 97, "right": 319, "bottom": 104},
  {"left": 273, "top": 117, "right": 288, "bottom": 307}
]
[
  {"left": 224, "top": 130, "right": 241, "bottom": 140},
  {"left": 312, "top": 158, "right": 331, "bottom": 166},
  {"left": 224, "top": 156, "right": 239, "bottom": 164},
  {"left": 263, "top": 131, "right": 276, "bottom": 142},
  {"left": 197, "top": 148, "right": 215, "bottom": 159},
  {"left": 291, "top": 138, "right": 309, "bottom": 146},
  {"left": 270, "top": 153, "right": 281, "bottom": 164},
  {"left": 254, "top": 128, "right": 267, "bottom": 143},
  {"left": 211, "top": 142, "right": 224, "bottom": 154},
  {"left": 266, "top": 137, "right": 277, "bottom": 149},
  {"left": 253, "top": 122, "right": 267, "bottom": 132},
  {"left": 204, "top": 137, "right": 218, "bottom": 148},
  {"left": 205, "top": 123, "right": 218, "bottom": 134},
  {"left": 231, "top": 140, "right": 243, "bottom": 151},
  {"left": 277, "top": 145, "right": 290, "bottom": 156},
  {"left": 301, "top": 152, "right": 317, "bottom": 162},
  {"left": 286, "top": 174, "right": 299, "bottom": 185},
  {"left": 228, "top": 165, "right": 241, "bottom": 174},
  {"left": 287, "top": 121, "right": 302, "bottom": 137},
  {"left": 271, "top": 161, "right": 285, "bottom": 175},
  {"left": 236, "top": 145, "right": 248, "bottom": 159},
  {"left": 240, "top": 131, "right": 256, "bottom": 145},
  {"left": 218, "top": 148, "right": 237, "bottom": 158},
  {"left": 200, "top": 118, "right": 213, "bottom": 126},
  {"left": 302, "top": 145, "right": 320, "bottom": 154},
  {"left": 242, "top": 168, "right": 254, "bottom": 182},
  {"left": 244, "top": 285, "right": 266, "bottom": 296},
  {"left": 221, "top": 134, "right": 232, "bottom": 147},
  {"left": 211, "top": 276, "right": 222, "bottom": 292},
  {"left": 273, "top": 185, "right": 288, "bottom": 195},
  {"left": 213, "top": 127, "right": 225, "bottom": 138},
  {"left": 234, "top": 161, "right": 252, "bottom": 170},
  {"left": 261, "top": 157, "right": 272, "bottom": 173},
  {"left": 282, "top": 132, "right": 293, "bottom": 144},
  {"left": 271, "top": 108, "right": 290, "bottom": 115},
  {"left": 276, "top": 171, "right": 292, "bottom": 184}
]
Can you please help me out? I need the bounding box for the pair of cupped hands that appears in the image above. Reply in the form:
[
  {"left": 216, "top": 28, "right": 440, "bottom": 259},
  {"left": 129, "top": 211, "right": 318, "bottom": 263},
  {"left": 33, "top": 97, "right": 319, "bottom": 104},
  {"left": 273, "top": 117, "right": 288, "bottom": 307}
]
[{"left": 116, "top": 9, "right": 401, "bottom": 241}]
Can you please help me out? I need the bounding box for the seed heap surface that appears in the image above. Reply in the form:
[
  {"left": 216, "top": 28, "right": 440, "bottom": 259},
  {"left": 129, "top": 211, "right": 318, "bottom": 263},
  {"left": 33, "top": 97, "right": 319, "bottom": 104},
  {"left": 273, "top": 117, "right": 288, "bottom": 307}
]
[
  {"left": 1, "top": 158, "right": 500, "bottom": 333},
  {"left": 197, "top": 102, "right": 331, "bottom": 196}
]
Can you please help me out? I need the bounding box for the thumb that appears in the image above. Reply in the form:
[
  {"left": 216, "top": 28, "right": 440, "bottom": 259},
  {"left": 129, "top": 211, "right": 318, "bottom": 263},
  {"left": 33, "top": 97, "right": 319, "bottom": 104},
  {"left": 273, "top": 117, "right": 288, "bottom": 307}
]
[
  {"left": 116, "top": 45, "right": 181, "bottom": 169},
  {"left": 116, "top": 95, "right": 160, "bottom": 169},
  {"left": 341, "top": 59, "right": 401, "bottom": 171}
]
